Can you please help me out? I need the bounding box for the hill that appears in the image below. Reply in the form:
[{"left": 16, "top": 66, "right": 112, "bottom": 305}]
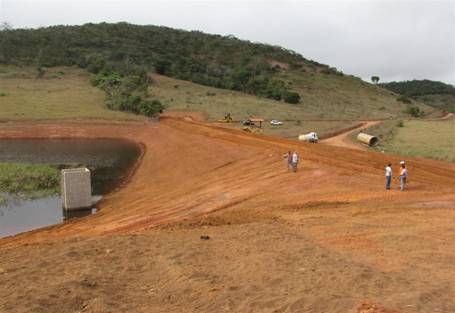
[
  {"left": 0, "top": 65, "right": 145, "bottom": 121},
  {"left": 0, "top": 22, "right": 435, "bottom": 119},
  {"left": 380, "top": 80, "right": 455, "bottom": 112}
]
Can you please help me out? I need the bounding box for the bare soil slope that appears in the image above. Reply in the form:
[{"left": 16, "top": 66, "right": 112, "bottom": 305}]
[{"left": 1, "top": 118, "right": 454, "bottom": 313}]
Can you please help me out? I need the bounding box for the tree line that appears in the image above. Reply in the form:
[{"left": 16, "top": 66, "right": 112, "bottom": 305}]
[{"left": 380, "top": 80, "right": 455, "bottom": 97}]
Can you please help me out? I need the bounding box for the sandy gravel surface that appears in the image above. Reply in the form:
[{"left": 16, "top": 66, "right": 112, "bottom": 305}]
[{"left": 0, "top": 117, "right": 454, "bottom": 312}]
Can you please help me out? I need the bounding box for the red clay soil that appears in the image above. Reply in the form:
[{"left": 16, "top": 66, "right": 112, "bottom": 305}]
[{"left": 0, "top": 118, "right": 454, "bottom": 313}]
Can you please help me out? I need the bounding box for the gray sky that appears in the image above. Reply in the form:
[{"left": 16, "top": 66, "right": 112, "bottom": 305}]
[{"left": 1, "top": 0, "right": 454, "bottom": 84}]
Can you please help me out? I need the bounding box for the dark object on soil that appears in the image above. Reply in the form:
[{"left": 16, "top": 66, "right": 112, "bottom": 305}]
[{"left": 200, "top": 235, "right": 210, "bottom": 240}]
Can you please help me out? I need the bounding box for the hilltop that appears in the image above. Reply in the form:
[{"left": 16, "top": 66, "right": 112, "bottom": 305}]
[
  {"left": 380, "top": 79, "right": 455, "bottom": 112},
  {"left": 0, "top": 22, "right": 435, "bottom": 119}
]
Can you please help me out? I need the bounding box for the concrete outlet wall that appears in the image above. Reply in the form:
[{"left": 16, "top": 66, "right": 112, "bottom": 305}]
[{"left": 61, "top": 168, "right": 92, "bottom": 210}]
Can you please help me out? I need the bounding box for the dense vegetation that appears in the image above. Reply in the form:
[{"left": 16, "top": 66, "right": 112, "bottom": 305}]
[
  {"left": 381, "top": 80, "right": 455, "bottom": 112},
  {"left": 0, "top": 163, "right": 60, "bottom": 199},
  {"left": 380, "top": 80, "right": 455, "bottom": 97},
  {"left": 0, "top": 22, "right": 326, "bottom": 109}
]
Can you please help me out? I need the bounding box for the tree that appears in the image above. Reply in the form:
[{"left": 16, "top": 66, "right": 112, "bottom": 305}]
[
  {"left": 371, "top": 76, "right": 380, "bottom": 84},
  {"left": 407, "top": 106, "right": 423, "bottom": 117},
  {"left": 0, "top": 22, "right": 13, "bottom": 31}
]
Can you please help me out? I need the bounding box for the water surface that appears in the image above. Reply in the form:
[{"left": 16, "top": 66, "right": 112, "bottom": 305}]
[{"left": 0, "top": 138, "right": 141, "bottom": 238}]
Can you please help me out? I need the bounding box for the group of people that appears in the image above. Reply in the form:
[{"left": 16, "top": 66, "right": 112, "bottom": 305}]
[
  {"left": 284, "top": 150, "right": 409, "bottom": 191},
  {"left": 385, "top": 161, "right": 408, "bottom": 191},
  {"left": 284, "top": 151, "right": 300, "bottom": 173}
]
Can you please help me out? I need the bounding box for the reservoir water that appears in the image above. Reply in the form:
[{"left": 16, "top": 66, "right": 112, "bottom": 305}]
[{"left": 0, "top": 139, "right": 141, "bottom": 238}]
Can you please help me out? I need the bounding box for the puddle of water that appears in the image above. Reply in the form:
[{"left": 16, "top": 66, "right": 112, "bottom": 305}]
[{"left": 0, "top": 138, "right": 141, "bottom": 238}]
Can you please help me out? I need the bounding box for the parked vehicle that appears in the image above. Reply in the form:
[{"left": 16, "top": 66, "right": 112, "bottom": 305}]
[
  {"left": 298, "top": 132, "right": 318, "bottom": 143},
  {"left": 270, "top": 119, "right": 283, "bottom": 125},
  {"left": 242, "top": 119, "right": 255, "bottom": 126}
]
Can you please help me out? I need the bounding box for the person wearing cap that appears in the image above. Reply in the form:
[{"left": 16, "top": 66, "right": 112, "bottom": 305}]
[
  {"left": 385, "top": 163, "right": 392, "bottom": 190},
  {"left": 399, "top": 161, "right": 408, "bottom": 191}
]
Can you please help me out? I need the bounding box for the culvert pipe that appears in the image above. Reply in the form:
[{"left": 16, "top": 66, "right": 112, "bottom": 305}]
[{"left": 357, "top": 133, "right": 379, "bottom": 146}]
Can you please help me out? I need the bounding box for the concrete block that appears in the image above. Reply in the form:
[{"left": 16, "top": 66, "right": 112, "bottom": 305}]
[{"left": 61, "top": 168, "right": 92, "bottom": 210}]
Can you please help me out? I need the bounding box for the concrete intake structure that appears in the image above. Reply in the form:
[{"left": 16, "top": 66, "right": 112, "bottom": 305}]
[
  {"left": 61, "top": 168, "right": 92, "bottom": 210},
  {"left": 357, "top": 133, "right": 379, "bottom": 146}
]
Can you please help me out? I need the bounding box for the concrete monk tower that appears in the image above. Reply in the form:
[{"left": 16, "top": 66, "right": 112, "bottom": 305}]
[{"left": 61, "top": 168, "right": 92, "bottom": 210}]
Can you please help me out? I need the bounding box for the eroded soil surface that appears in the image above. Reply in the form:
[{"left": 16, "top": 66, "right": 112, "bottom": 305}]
[{"left": 1, "top": 118, "right": 454, "bottom": 313}]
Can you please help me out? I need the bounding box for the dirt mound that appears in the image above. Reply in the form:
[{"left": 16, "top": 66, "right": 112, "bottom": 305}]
[{"left": 0, "top": 117, "right": 454, "bottom": 312}]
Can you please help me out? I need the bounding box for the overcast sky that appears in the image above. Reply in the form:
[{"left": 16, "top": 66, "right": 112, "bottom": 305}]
[{"left": 1, "top": 0, "right": 454, "bottom": 84}]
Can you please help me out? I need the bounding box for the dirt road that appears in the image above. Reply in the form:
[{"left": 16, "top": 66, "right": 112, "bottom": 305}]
[
  {"left": 320, "top": 121, "right": 382, "bottom": 150},
  {"left": 434, "top": 112, "right": 454, "bottom": 120},
  {"left": 321, "top": 112, "right": 453, "bottom": 151},
  {"left": 1, "top": 118, "right": 454, "bottom": 313}
]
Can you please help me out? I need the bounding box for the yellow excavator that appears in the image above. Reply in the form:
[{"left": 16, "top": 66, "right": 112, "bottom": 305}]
[{"left": 218, "top": 113, "right": 233, "bottom": 123}]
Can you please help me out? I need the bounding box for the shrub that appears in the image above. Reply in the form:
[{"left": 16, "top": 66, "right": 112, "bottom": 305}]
[
  {"left": 407, "top": 106, "right": 423, "bottom": 117},
  {"left": 138, "top": 100, "right": 164, "bottom": 117},
  {"left": 283, "top": 91, "right": 300, "bottom": 104},
  {"left": 397, "top": 120, "right": 404, "bottom": 127},
  {"left": 397, "top": 95, "right": 412, "bottom": 104}
]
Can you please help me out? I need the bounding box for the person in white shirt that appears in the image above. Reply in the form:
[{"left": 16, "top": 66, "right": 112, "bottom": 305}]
[
  {"left": 291, "top": 151, "right": 299, "bottom": 173},
  {"left": 399, "top": 161, "right": 408, "bottom": 191},
  {"left": 283, "top": 150, "right": 292, "bottom": 171},
  {"left": 385, "top": 163, "right": 392, "bottom": 190}
]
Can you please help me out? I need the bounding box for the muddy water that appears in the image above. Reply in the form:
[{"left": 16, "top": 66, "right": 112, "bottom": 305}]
[{"left": 0, "top": 139, "right": 141, "bottom": 238}]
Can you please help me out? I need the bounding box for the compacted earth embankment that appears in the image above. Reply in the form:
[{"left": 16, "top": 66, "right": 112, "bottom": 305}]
[{"left": 0, "top": 118, "right": 454, "bottom": 313}]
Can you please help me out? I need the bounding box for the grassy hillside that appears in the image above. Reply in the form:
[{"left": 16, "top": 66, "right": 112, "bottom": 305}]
[
  {"left": 0, "top": 63, "right": 438, "bottom": 142},
  {"left": 352, "top": 118, "right": 455, "bottom": 163},
  {"left": 0, "top": 23, "right": 437, "bottom": 120},
  {"left": 151, "top": 73, "right": 433, "bottom": 121},
  {"left": 380, "top": 80, "right": 455, "bottom": 112},
  {"left": 414, "top": 94, "right": 455, "bottom": 113},
  {"left": 0, "top": 65, "right": 145, "bottom": 121},
  {"left": 386, "top": 119, "right": 455, "bottom": 162}
]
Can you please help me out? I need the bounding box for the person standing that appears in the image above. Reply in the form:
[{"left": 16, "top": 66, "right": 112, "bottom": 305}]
[
  {"left": 283, "top": 151, "right": 292, "bottom": 171},
  {"left": 385, "top": 163, "right": 392, "bottom": 190},
  {"left": 291, "top": 151, "right": 299, "bottom": 173},
  {"left": 399, "top": 161, "right": 408, "bottom": 191}
]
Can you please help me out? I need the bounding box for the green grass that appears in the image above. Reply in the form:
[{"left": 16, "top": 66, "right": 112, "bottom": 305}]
[
  {"left": 149, "top": 74, "right": 311, "bottom": 121},
  {"left": 150, "top": 72, "right": 437, "bottom": 122},
  {"left": 0, "top": 163, "right": 61, "bottom": 198},
  {"left": 0, "top": 65, "right": 439, "bottom": 124},
  {"left": 386, "top": 119, "right": 455, "bottom": 162},
  {"left": 277, "top": 71, "right": 437, "bottom": 119},
  {"left": 358, "top": 119, "right": 455, "bottom": 162},
  {"left": 0, "top": 65, "right": 145, "bottom": 121},
  {"left": 349, "top": 119, "right": 401, "bottom": 149}
]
